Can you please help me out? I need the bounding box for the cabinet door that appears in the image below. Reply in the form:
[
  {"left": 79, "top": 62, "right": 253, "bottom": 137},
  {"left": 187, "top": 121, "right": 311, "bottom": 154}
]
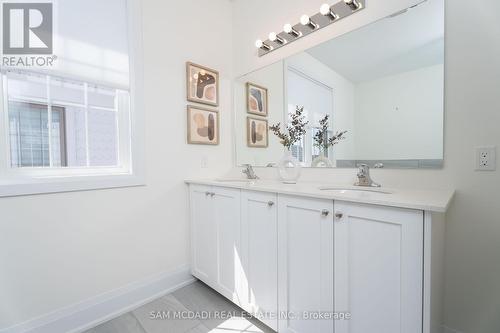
[
  {"left": 278, "top": 195, "right": 334, "bottom": 333},
  {"left": 241, "top": 190, "right": 278, "bottom": 331},
  {"left": 212, "top": 187, "right": 241, "bottom": 303},
  {"left": 190, "top": 185, "right": 216, "bottom": 285},
  {"left": 334, "top": 201, "right": 423, "bottom": 333}
]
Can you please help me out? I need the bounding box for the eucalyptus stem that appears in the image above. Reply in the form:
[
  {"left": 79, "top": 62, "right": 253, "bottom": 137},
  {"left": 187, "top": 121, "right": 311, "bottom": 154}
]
[{"left": 270, "top": 106, "right": 309, "bottom": 150}]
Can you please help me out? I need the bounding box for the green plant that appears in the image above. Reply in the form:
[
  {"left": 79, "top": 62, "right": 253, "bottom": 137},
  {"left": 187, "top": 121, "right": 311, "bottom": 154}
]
[
  {"left": 270, "top": 106, "right": 309, "bottom": 150},
  {"left": 313, "top": 115, "right": 347, "bottom": 151}
]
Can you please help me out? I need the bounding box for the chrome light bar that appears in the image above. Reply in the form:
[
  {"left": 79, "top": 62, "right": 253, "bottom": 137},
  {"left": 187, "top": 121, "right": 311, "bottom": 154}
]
[{"left": 256, "top": 0, "right": 365, "bottom": 57}]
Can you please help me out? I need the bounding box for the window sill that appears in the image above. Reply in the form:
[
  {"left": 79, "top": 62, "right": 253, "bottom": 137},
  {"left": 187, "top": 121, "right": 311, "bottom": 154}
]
[{"left": 0, "top": 173, "right": 145, "bottom": 198}]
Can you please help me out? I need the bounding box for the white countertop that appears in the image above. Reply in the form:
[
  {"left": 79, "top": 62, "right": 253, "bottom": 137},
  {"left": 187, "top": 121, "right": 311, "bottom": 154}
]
[{"left": 185, "top": 179, "right": 455, "bottom": 213}]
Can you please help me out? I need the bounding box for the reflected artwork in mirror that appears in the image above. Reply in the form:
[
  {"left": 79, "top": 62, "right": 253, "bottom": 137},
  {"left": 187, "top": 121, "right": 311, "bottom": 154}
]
[{"left": 234, "top": 0, "right": 444, "bottom": 169}]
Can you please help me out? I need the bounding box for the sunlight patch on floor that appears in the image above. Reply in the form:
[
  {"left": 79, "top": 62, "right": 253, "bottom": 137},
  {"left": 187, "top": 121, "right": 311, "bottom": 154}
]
[{"left": 209, "top": 317, "right": 264, "bottom": 333}]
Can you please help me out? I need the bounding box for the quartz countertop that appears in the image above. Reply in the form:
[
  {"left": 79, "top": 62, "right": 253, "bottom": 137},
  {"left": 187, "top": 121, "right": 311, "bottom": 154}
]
[{"left": 185, "top": 179, "right": 455, "bottom": 213}]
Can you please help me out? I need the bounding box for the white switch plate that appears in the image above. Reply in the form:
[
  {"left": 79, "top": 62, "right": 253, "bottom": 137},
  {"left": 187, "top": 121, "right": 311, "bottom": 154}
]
[
  {"left": 201, "top": 156, "right": 208, "bottom": 169},
  {"left": 475, "top": 146, "right": 496, "bottom": 171}
]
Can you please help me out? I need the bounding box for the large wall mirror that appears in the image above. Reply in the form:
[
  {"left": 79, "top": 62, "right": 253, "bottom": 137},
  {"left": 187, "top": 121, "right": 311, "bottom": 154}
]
[{"left": 234, "top": 0, "right": 444, "bottom": 169}]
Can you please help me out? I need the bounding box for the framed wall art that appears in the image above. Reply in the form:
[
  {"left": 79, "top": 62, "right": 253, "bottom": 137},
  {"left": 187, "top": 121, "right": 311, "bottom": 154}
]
[
  {"left": 247, "top": 116, "right": 268, "bottom": 148},
  {"left": 246, "top": 82, "right": 268, "bottom": 117},
  {"left": 187, "top": 106, "right": 220, "bottom": 145},
  {"left": 186, "top": 62, "right": 219, "bottom": 107}
]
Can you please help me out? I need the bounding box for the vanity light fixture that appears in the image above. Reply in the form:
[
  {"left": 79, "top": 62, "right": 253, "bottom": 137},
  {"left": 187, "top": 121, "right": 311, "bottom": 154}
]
[
  {"left": 320, "top": 3, "right": 339, "bottom": 20},
  {"left": 269, "top": 32, "right": 285, "bottom": 45},
  {"left": 300, "top": 15, "right": 318, "bottom": 30},
  {"left": 344, "top": 0, "right": 362, "bottom": 11},
  {"left": 256, "top": 0, "right": 365, "bottom": 57},
  {"left": 284, "top": 23, "right": 301, "bottom": 38},
  {"left": 255, "top": 39, "right": 271, "bottom": 51}
]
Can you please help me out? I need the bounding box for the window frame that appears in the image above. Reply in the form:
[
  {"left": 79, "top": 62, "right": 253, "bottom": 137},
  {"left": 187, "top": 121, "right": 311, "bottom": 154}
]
[{"left": 0, "top": 0, "right": 145, "bottom": 197}]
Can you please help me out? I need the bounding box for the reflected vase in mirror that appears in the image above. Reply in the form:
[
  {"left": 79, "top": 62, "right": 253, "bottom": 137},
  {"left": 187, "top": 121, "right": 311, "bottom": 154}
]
[
  {"left": 311, "top": 150, "right": 333, "bottom": 168},
  {"left": 278, "top": 150, "right": 302, "bottom": 184},
  {"left": 311, "top": 115, "right": 347, "bottom": 168}
]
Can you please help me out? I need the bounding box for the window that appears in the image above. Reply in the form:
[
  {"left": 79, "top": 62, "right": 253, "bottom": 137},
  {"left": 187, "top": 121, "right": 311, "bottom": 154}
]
[
  {"left": 9, "top": 101, "right": 66, "bottom": 167},
  {"left": 4, "top": 71, "right": 129, "bottom": 169},
  {"left": 287, "top": 67, "right": 334, "bottom": 165},
  {"left": 0, "top": 0, "right": 144, "bottom": 197}
]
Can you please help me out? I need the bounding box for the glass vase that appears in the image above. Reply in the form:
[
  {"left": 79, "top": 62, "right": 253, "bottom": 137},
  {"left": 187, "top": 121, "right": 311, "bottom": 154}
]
[
  {"left": 277, "top": 150, "right": 301, "bottom": 184},
  {"left": 311, "top": 149, "right": 333, "bottom": 168}
]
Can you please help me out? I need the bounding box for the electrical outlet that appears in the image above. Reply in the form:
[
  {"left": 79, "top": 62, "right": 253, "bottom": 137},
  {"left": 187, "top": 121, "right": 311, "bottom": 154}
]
[{"left": 475, "top": 146, "right": 496, "bottom": 171}]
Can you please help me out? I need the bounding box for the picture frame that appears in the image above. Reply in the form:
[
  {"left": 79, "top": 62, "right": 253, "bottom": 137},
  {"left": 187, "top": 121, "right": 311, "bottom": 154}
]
[
  {"left": 186, "top": 62, "right": 219, "bottom": 107},
  {"left": 247, "top": 116, "right": 269, "bottom": 148},
  {"left": 246, "top": 82, "right": 268, "bottom": 117},
  {"left": 187, "top": 106, "right": 220, "bottom": 145}
]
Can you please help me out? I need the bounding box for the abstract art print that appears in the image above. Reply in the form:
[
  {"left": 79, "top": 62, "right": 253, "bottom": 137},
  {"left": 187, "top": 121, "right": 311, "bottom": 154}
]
[
  {"left": 186, "top": 62, "right": 219, "bottom": 106},
  {"left": 247, "top": 117, "right": 268, "bottom": 148},
  {"left": 247, "top": 82, "right": 268, "bottom": 116},
  {"left": 187, "top": 106, "right": 219, "bottom": 145}
]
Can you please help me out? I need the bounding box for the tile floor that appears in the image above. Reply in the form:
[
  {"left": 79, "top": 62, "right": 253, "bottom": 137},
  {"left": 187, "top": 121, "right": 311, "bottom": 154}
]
[{"left": 83, "top": 281, "right": 275, "bottom": 333}]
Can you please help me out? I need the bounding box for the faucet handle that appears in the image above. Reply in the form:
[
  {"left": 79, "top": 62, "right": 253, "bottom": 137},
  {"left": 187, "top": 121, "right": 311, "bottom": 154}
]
[
  {"left": 357, "top": 163, "right": 369, "bottom": 176},
  {"left": 242, "top": 164, "right": 258, "bottom": 179}
]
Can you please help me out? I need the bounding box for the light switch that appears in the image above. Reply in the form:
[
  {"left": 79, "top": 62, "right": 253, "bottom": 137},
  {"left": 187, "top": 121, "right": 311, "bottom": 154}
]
[{"left": 201, "top": 156, "right": 208, "bottom": 168}]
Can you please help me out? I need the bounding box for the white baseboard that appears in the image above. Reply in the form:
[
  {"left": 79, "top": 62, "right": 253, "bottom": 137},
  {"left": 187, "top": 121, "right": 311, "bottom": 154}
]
[
  {"left": 442, "top": 326, "right": 465, "bottom": 333},
  {"left": 1, "top": 265, "right": 195, "bottom": 333}
]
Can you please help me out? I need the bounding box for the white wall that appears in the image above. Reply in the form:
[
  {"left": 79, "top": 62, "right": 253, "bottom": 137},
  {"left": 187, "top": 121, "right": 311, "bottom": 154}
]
[
  {"left": 0, "top": 0, "right": 234, "bottom": 329},
  {"left": 231, "top": 0, "right": 500, "bottom": 332},
  {"left": 354, "top": 64, "right": 444, "bottom": 160}
]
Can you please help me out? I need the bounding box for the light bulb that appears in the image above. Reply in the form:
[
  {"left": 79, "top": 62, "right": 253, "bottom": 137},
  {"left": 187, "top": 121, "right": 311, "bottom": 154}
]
[
  {"left": 269, "top": 32, "right": 285, "bottom": 44},
  {"left": 320, "top": 3, "right": 339, "bottom": 20},
  {"left": 344, "top": 0, "right": 361, "bottom": 10},
  {"left": 300, "top": 15, "right": 310, "bottom": 26},
  {"left": 320, "top": 4, "right": 331, "bottom": 16},
  {"left": 255, "top": 39, "right": 263, "bottom": 48},
  {"left": 300, "top": 14, "right": 318, "bottom": 29},
  {"left": 283, "top": 23, "right": 292, "bottom": 33}
]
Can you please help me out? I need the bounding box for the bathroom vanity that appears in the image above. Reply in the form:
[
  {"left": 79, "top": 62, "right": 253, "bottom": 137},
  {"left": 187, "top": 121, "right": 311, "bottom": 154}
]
[
  {"left": 186, "top": 179, "right": 453, "bottom": 333},
  {"left": 187, "top": 1, "right": 450, "bottom": 332}
]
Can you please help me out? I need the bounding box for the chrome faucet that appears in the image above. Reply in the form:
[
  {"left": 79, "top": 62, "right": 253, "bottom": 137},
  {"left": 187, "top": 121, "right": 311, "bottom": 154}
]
[
  {"left": 242, "top": 164, "right": 259, "bottom": 180},
  {"left": 354, "top": 164, "right": 381, "bottom": 187}
]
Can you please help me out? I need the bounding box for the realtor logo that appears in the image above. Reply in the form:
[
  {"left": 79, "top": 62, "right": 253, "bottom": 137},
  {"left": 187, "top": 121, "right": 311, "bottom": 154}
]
[{"left": 2, "top": 2, "right": 53, "bottom": 54}]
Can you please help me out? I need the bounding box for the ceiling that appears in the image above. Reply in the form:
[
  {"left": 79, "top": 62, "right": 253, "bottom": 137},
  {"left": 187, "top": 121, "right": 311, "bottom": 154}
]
[{"left": 307, "top": 0, "right": 445, "bottom": 83}]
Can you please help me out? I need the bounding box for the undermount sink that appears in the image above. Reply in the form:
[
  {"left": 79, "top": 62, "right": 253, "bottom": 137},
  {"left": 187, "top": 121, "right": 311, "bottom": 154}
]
[{"left": 318, "top": 186, "right": 393, "bottom": 195}]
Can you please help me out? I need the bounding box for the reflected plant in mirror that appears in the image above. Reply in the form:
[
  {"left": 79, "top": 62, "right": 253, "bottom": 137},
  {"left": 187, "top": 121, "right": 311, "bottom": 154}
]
[
  {"left": 270, "top": 106, "right": 308, "bottom": 183},
  {"left": 312, "top": 115, "right": 347, "bottom": 168}
]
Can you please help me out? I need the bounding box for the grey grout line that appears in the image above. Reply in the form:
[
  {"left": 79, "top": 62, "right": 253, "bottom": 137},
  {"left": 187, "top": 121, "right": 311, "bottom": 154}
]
[{"left": 131, "top": 311, "right": 149, "bottom": 333}]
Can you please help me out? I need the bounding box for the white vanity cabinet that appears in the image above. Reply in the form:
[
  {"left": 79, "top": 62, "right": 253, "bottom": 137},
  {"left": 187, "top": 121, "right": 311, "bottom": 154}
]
[
  {"left": 241, "top": 191, "right": 278, "bottom": 331},
  {"left": 190, "top": 185, "right": 217, "bottom": 285},
  {"left": 187, "top": 181, "right": 449, "bottom": 333},
  {"left": 189, "top": 185, "right": 242, "bottom": 304},
  {"left": 277, "top": 195, "right": 334, "bottom": 333},
  {"left": 333, "top": 201, "right": 424, "bottom": 333}
]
